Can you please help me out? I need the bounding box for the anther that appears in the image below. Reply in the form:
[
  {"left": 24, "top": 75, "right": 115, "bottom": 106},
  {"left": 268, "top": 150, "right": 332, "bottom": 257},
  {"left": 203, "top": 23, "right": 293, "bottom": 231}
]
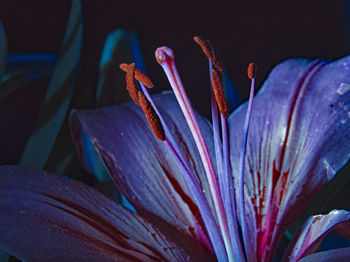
[
  {"left": 123, "top": 63, "right": 140, "bottom": 105},
  {"left": 137, "top": 91, "right": 165, "bottom": 141},
  {"left": 193, "top": 36, "right": 224, "bottom": 75},
  {"left": 119, "top": 63, "right": 129, "bottom": 72},
  {"left": 120, "top": 63, "right": 154, "bottom": 89},
  {"left": 211, "top": 69, "right": 229, "bottom": 118},
  {"left": 247, "top": 62, "right": 257, "bottom": 80}
]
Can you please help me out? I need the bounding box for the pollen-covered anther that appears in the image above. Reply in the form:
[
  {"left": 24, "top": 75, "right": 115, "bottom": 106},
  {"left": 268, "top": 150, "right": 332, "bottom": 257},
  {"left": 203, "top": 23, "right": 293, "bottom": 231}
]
[
  {"left": 247, "top": 62, "right": 258, "bottom": 80},
  {"left": 119, "top": 63, "right": 154, "bottom": 89},
  {"left": 211, "top": 69, "right": 229, "bottom": 118},
  {"left": 155, "top": 47, "right": 175, "bottom": 66},
  {"left": 119, "top": 63, "right": 129, "bottom": 72},
  {"left": 193, "top": 36, "right": 224, "bottom": 75},
  {"left": 138, "top": 91, "right": 165, "bottom": 141},
  {"left": 123, "top": 63, "right": 140, "bottom": 105}
]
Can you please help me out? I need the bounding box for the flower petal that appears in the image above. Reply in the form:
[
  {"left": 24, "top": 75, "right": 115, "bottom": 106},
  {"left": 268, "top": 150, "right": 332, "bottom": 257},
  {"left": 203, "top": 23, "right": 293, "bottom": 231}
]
[
  {"left": 285, "top": 209, "right": 350, "bottom": 261},
  {"left": 298, "top": 247, "right": 350, "bottom": 262},
  {"left": 70, "top": 92, "right": 216, "bottom": 252},
  {"left": 0, "top": 166, "right": 213, "bottom": 262},
  {"left": 228, "top": 56, "right": 350, "bottom": 261}
]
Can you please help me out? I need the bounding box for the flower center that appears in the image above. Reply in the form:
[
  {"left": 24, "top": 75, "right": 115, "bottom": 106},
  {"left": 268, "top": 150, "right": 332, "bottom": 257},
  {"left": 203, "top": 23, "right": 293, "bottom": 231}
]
[{"left": 119, "top": 37, "right": 257, "bottom": 262}]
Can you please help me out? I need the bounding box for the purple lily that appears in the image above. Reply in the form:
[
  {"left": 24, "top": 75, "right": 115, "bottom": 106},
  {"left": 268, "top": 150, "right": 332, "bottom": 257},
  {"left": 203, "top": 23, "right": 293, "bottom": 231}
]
[{"left": 1, "top": 38, "right": 350, "bottom": 261}]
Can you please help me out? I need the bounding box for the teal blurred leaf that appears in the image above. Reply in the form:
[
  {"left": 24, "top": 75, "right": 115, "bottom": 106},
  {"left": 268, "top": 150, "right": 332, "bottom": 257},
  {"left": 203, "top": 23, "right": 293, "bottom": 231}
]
[
  {"left": 5, "top": 54, "right": 57, "bottom": 74},
  {"left": 20, "top": 0, "right": 82, "bottom": 169},
  {"left": 81, "top": 132, "right": 110, "bottom": 181},
  {"left": 223, "top": 71, "right": 240, "bottom": 112},
  {"left": 0, "top": 54, "right": 57, "bottom": 99},
  {"left": 121, "top": 193, "right": 136, "bottom": 212},
  {"left": 0, "top": 21, "right": 7, "bottom": 80},
  {"left": 96, "top": 29, "right": 145, "bottom": 107},
  {"left": 128, "top": 30, "right": 145, "bottom": 72},
  {"left": 0, "top": 72, "right": 36, "bottom": 99},
  {"left": 0, "top": 250, "right": 9, "bottom": 262}
]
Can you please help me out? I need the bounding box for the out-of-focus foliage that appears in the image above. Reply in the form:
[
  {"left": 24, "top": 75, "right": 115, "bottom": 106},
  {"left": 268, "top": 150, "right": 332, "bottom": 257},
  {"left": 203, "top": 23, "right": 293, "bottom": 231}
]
[
  {"left": 0, "top": 54, "right": 57, "bottom": 99},
  {"left": 19, "top": 0, "right": 82, "bottom": 170},
  {"left": 0, "top": 22, "right": 7, "bottom": 79},
  {"left": 96, "top": 29, "right": 145, "bottom": 107}
]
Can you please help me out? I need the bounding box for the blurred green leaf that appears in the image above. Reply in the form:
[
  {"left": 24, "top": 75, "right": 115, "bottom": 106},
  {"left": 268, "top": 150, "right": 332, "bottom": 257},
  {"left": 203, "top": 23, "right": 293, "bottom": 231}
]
[
  {"left": 44, "top": 125, "right": 77, "bottom": 178},
  {"left": 223, "top": 71, "right": 240, "bottom": 112},
  {"left": 96, "top": 29, "right": 145, "bottom": 107},
  {"left": 80, "top": 132, "right": 110, "bottom": 181},
  {"left": 128, "top": 30, "right": 145, "bottom": 72},
  {"left": 0, "top": 21, "right": 7, "bottom": 79},
  {"left": 20, "top": 0, "right": 82, "bottom": 169},
  {"left": 0, "top": 250, "right": 9, "bottom": 262},
  {"left": 5, "top": 54, "right": 57, "bottom": 74},
  {"left": 0, "top": 72, "right": 35, "bottom": 99},
  {"left": 0, "top": 54, "right": 57, "bottom": 99}
]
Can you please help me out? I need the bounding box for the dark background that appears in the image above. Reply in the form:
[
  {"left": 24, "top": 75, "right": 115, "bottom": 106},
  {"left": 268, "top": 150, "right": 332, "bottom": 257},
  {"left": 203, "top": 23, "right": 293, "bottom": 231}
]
[
  {"left": 0, "top": 1, "right": 350, "bottom": 259},
  {"left": 0, "top": 0, "right": 349, "bottom": 165}
]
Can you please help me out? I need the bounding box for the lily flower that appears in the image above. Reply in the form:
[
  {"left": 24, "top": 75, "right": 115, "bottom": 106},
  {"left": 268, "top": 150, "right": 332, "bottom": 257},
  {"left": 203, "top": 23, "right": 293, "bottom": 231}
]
[{"left": 1, "top": 37, "right": 350, "bottom": 262}]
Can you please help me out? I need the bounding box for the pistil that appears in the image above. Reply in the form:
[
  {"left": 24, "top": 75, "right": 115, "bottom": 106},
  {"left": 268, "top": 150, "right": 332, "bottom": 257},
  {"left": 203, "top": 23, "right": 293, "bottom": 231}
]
[
  {"left": 156, "top": 47, "right": 235, "bottom": 262},
  {"left": 239, "top": 62, "right": 257, "bottom": 257},
  {"left": 196, "top": 36, "right": 245, "bottom": 260}
]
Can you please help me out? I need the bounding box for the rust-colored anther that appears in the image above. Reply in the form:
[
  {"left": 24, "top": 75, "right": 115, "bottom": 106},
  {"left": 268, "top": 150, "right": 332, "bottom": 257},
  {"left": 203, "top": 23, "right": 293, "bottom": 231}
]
[
  {"left": 247, "top": 63, "right": 257, "bottom": 80},
  {"left": 119, "top": 63, "right": 129, "bottom": 72},
  {"left": 193, "top": 36, "right": 224, "bottom": 75},
  {"left": 120, "top": 63, "right": 154, "bottom": 89},
  {"left": 211, "top": 69, "right": 229, "bottom": 118},
  {"left": 125, "top": 63, "right": 140, "bottom": 105},
  {"left": 135, "top": 70, "right": 154, "bottom": 89},
  {"left": 138, "top": 91, "right": 165, "bottom": 141}
]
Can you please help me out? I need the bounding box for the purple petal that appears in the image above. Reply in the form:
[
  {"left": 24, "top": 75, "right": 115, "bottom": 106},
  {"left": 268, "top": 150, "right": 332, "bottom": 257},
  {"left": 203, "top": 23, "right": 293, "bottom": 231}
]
[
  {"left": 299, "top": 247, "right": 350, "bottom": 262},
  {"left": 228, "top": 56, "right": 350, "bottom": 261},
  {"left": 286, "top": 210, "right": 350, "bottom": 261},
  {"left": 70, "top": 92, "right": 216, "bottom": 252},
  {"left": 0, "top": 166, "right": 214, "bottom": 262}
]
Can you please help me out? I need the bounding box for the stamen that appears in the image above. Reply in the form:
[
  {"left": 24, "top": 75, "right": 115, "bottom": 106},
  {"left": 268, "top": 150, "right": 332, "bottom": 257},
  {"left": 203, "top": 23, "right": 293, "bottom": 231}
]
[
  {"left": 221, "top": 114, "right": 245, "bottom": 261},
  {"left": 138, "top": 81, "right": 228, "bottom": 262},
  {"left": 247, "top": 62, "right": 257, "bottom": 80},
  {"left": 193, "top": 36, "right": 224, "bottom": 75},
  {"left": 211, "top": 69, "right": 229, "bottom": 118},
  {"left": 120, "top": 63, "right": 154, "bottom": 89},
  {"left": 209, "top": 60, "right": 245, "bottom": 261},
  {"left": 156, "top": 46, "right": 235, "bottom": 262},
  {"left": 122, "top": 63, "right": 140, "bottom": 105},
  {"left": 137, "top": 91, "right": 165, "bottom": 141},
  {"left": 119, "top": 63, "right": 129, "bottom": 72},
  {"left": 239, "top": 62, "right": 257, "bottom": 256}
]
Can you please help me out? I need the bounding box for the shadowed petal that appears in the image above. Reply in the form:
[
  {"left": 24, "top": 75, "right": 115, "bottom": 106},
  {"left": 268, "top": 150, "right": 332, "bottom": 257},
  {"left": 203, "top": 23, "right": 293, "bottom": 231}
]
[
  {"left": 285, "top": 210, "right": 350, "bottom": 261},
  {"left": 70, "top": 92, "right": 216, "bottom": 253},
  {"left": 228, "top": 56, "right": 350, "bottom": 261},
  {"left": 0, "top": 166, "right": 213, "bottom": 262},
  {"left": 299, "top": 247, "right": 350, "bottom": 262}
]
